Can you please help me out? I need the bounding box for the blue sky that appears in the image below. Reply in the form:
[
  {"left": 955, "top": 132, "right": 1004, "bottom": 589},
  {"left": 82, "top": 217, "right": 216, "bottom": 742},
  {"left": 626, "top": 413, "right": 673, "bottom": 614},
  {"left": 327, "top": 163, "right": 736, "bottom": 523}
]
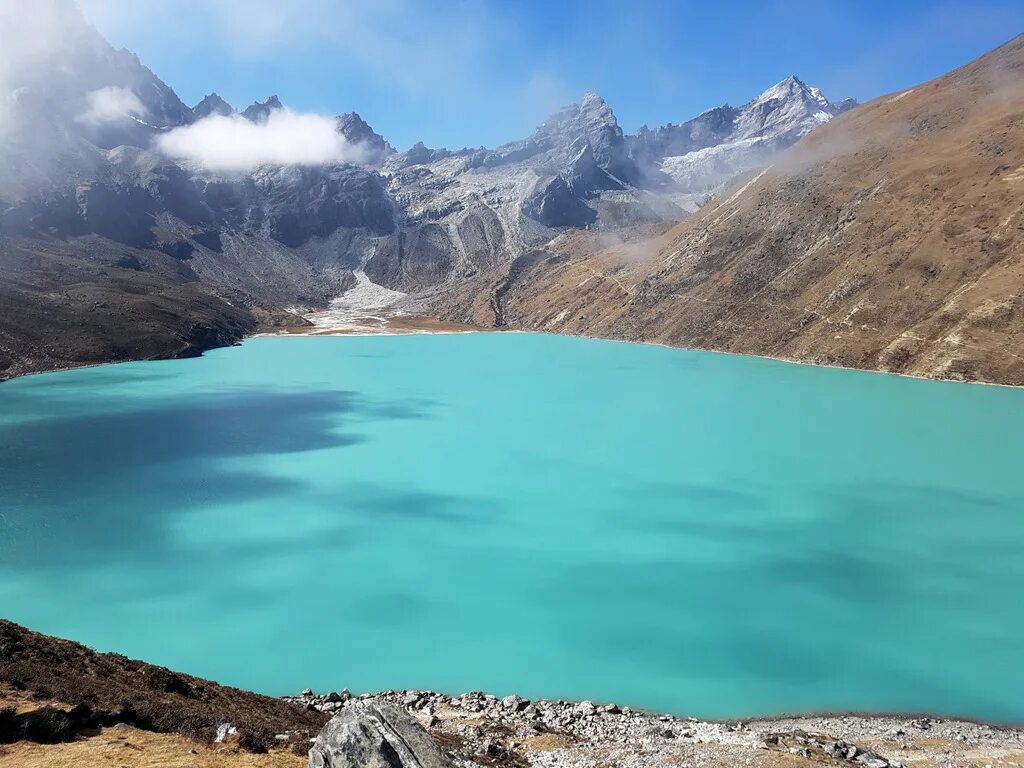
[{"left": 80, "top": 0, "right": 1024, "bottom": 150}]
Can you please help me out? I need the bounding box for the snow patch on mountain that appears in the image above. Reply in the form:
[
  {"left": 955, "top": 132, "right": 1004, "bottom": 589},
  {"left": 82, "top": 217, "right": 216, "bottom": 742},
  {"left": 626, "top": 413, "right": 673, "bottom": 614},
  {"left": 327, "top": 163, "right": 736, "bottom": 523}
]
[{"left": 638, "top": 75, "right": 854, "bottom": 205}]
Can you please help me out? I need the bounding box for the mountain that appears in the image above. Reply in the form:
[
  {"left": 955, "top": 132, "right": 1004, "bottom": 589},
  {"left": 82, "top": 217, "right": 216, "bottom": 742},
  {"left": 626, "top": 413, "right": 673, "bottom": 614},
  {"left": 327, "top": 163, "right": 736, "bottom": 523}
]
[
  {"left": 0, "top": 1, "right": 193, "bottom": 197},
  {"left": 241, "top": 95, "right": 283, "bottom": 123},
  {"left": 461, "top": 35, "right": 1024, "bottom": 385},
  {"left": 365, "top": 91, "right": 681, "bottom": 292},
  {"left": 192, "top": 92, "right": 234, "bottom": 119},
  {"left": 0, "top": 0, "right": 857, "bottom": 378},
  {"left": 336, "top": 111, "right": 392, "bottom": 164},
  {"left": 629, "top": 76, "right": 855, "bottom": 209}
]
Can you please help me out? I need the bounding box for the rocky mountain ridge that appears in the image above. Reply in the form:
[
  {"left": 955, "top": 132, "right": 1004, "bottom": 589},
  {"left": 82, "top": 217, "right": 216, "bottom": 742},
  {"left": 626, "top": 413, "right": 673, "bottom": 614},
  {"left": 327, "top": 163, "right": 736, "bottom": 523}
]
[
  {"left": 0, "top": 1, "right": 857, "bottom": 377},
  {"left": 631, "top": 75, "right": 856, "bottom": 208}
]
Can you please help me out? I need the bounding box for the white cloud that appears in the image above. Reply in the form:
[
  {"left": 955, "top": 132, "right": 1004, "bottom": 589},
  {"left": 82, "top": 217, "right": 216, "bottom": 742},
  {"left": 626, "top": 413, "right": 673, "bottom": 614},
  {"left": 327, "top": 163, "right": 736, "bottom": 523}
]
[
  {"left": 157, "top": 108, "right": 365, "bottom": 172},
  {"left": 76, "top": 0, "right": 567, "bottom": 146},
  {"left": 76, "top": 86, "right": 146, "bottom": 124}
]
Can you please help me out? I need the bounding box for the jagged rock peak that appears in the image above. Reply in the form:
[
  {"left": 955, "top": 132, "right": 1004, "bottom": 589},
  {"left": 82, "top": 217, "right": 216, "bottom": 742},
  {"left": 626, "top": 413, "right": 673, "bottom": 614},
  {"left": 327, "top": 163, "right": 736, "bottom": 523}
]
[
  {"left": 750, "top": 75, "right": 806, "bottom": 104},
  {"left": 580, "top": 91, "right": 611, "bottom": 109},
  {"left": 336, "top": 112, "right": 392, "bottom": 165},
  {"left": 192, "top": 92, "right": 235, "bottom": 119},
  {"left": 396, "top": 140, "right": 462, "bottom": 166},
  {"left": 336, "top": 112, "right": 383, "bottom": 145},
  {"left": 540, "top": 91, "right": 620, "bottom": 135},
  {"left": 337, "top": 111, "right": 372, "bottom": 133},
  {"left": 749, "top": 75, "right": 852, "bottom": 115},
  {"left": 242, "top": 95, "right": 284, "bottom": 123},
  {"left": 531, "top": 92, "right": 639, "bottom": 184}
]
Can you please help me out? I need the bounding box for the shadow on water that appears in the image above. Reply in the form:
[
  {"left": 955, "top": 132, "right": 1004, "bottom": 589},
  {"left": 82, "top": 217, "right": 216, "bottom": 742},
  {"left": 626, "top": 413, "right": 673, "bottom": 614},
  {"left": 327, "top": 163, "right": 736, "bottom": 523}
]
[
  {"left": 1, "top": 389, "right": 365, "bottom": 481},
  {"left": 339, "top": 483, "right": 488, "bottom": 524},
  {"left": 0, "top": 387, "right": 438, "bottom": 574}
]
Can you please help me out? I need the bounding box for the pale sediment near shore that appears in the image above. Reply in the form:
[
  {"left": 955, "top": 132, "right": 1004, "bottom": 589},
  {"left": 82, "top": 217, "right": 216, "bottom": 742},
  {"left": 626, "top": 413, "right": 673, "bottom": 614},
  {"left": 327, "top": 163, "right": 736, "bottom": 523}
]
[
  {"left": 271, "top": 313, "right": 485, "bottom": 337},
  {"left": 286, "top": 689, "right": 1024, "bottom": 768},
  {"left": 281, "top": 269, "right": 479, "bottom": 337}
]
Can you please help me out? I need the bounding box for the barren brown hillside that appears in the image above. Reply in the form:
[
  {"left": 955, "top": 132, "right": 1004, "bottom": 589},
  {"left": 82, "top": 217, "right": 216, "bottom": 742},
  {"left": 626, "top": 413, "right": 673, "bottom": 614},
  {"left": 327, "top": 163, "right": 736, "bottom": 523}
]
[
  {"left": 461, "top": 34, "right": 1024, "bottom": 385},
  {"left": 0, "top": 620, "right": 327, "bottom": 752}
]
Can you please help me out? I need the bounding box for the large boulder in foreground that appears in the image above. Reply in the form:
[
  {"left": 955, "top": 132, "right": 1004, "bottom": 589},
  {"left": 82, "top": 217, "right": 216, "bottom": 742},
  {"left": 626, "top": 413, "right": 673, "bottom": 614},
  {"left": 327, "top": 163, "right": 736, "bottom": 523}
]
[{"left": 308, "top": 701, "right": 451, "bottom": 768}]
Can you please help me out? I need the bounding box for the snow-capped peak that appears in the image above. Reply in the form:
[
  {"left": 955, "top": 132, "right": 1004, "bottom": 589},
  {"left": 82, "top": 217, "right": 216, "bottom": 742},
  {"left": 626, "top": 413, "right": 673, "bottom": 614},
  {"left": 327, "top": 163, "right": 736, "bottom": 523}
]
[
  {"left": 753, "top": 75, "right": 809, "bottom": 106},
  {"left": 627, "top": 75, "right": 856, "bottom": 206}
]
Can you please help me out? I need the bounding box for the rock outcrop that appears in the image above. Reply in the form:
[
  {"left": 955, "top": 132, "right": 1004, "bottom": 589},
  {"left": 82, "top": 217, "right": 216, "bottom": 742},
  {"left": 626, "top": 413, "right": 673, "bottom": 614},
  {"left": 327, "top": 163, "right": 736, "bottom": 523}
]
[
  {"left": 308, "top": 701, "right": 451, "bottom": 768},
  {"left": 192, "top": 93, "right": 235, "bottom": 119},
  {"left": 241, "top": 95, "right": 284, "bottom": 123},
  {"left": 336, "top": 112, "right": 393, "bottom": 166}
]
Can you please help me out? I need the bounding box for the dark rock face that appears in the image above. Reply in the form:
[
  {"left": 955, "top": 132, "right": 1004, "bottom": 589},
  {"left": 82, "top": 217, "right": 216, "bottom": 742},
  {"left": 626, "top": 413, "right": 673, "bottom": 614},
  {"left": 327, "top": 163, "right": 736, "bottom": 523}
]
[
  {"left": 630, "top": 105, "right": 739, "bottom": 168},
  {"left": 336, "top": 112, "right": 392, "bottom": 165},
  {"left": 73, "top": 182, "right": 159, "bottom": 248},
  {"left": 400, "top": 141, "right": 452, "bottom": 166},
  {"left": 192, "top": 93, "right": 235, "bottom": 119},
  {"left": 365, "top": 224, "right": 455, "bottom": 291},
  {"left": 241, "top": 95, "right": 284, "bottom": 123},
  {"left": 308, "top": 702, "right": 451, "bottom": 768},
  {"left": 565, "top": 138, "right": 623, "bottom": 194},
  {"left": 455, "top": 208, "right": 506, "bottom": 270},
  {"left": 524, "top": 175, "right": 597, "bottom": 228},
  {"left": 0, "top": 235, "right": 259, "bottom": 379},
  {"left": 192, "top": 230, "right": 222, "bottom": 253},
  {"left": 6, "top": 148, "right": 395, "bottom": 252},
  {"left": 251, "top": 165, "right": 396, "bottom": 247}
]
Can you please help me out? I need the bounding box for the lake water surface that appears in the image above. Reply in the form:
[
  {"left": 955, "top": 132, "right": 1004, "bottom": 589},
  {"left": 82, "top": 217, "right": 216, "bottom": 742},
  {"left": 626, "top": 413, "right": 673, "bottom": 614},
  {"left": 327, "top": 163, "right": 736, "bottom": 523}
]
[{"left": 1, "top": 334, "right": 1023, "bottom": 721}]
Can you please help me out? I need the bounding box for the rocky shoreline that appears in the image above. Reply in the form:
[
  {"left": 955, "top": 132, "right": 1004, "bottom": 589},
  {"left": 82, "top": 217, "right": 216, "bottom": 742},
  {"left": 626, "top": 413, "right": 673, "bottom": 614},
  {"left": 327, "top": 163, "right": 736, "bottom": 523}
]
[
  {"left": 285, "top": 689, "right": 1024, "bottom": 768},
  {"left": 2, "top": 617, "right": 1022, "bottom": 767}
]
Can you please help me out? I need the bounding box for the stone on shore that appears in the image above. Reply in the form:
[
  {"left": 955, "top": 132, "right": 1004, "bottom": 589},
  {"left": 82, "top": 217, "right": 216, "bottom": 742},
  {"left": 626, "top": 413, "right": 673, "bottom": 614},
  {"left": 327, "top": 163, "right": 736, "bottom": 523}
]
[{"left": 308, "top": 701, "right": 451, "bottom": 768}]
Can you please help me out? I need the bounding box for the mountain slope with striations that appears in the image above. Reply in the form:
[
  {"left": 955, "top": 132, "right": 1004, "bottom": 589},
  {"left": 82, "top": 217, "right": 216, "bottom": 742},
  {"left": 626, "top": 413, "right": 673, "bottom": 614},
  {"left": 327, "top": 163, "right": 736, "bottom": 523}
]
[{"left": 467, "top": 34, "right": 1024, "bottom": 385}]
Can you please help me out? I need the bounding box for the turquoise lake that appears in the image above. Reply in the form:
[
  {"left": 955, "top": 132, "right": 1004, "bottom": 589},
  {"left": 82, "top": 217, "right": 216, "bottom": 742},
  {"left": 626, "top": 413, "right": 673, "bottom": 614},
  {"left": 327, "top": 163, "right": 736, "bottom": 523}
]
[{"left": 2, "top": 333, "right": 1023, "bottom": 721}]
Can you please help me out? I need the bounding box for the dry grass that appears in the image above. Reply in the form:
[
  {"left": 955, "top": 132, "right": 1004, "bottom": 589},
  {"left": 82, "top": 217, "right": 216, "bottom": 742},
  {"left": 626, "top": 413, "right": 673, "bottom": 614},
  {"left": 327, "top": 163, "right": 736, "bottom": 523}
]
[
  {"left": 0, "top": 728, "right": 305, "bottom": 768},
  {"left": 0, "top": 620, "right": 327, "bottom": 751},
  {"left": 518, "top": 732, "right": 575, "bottom": 752}
]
